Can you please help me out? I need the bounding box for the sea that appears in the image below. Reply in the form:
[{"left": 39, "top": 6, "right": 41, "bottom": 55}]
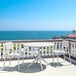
[{"left": 0, "top": 31, "right": 71, "bottom": 40}]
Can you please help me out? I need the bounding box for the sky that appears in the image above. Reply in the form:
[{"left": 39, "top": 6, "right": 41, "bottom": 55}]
[{"left": 0, "top": 0, "right": 76, "bottom": 31}]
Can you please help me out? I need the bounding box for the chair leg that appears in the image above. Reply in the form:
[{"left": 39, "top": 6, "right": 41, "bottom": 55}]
[
  {"left": 9, "top": 57, "right": 11, "bottom": 66},
  {"left": 18, "top": 57, "right": 20, "bottom": 71},
  {"left": 69, "top": 53, "right": 71, "bottom": 64},
  {"left": 22, "top": 57, "right": 24, "bottom": 66},
  {"left": 4, "top": 57, "right": 6, "bottom": 68},
  {"left": 63, "top": 54, "right": 65, "bottom": 60},
  {"left": 57, "top": 54, "right": 59, "bottom": 66},
  {"left": 52, "top": 53, "right": 54, "bottom": 63}
]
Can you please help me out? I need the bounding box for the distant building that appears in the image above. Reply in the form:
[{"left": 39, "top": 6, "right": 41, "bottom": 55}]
[
  {"left": 53, "top": 30, "right": 76, "bottom": 39},
  {"left": 52, "top": 30, "right": 76, "bottom": 58}
]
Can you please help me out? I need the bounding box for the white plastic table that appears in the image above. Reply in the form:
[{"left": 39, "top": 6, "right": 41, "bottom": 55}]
[{"left": 25, "top": 42, "right": 54, "bottom": 70}]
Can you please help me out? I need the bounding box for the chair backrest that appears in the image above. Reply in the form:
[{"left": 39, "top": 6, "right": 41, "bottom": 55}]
[
  {"left": 31, "top": 47, "right": 38, "bottom": 53},
  {"left": 5, "top": 42, "right": 14, "bottom": 54},
  {"left": 17, "top": 48, "right": 25, "bottom": 56}
]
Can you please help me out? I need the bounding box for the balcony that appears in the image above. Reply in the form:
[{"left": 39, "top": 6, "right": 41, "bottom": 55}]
[{"left": 0, "top": 58, "right": 76, "bottom": 76}]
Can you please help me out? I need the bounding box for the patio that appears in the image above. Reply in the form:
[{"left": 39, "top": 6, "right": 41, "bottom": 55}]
[{"left": 0, "top": 58, "right": 76, "bottom": 76}]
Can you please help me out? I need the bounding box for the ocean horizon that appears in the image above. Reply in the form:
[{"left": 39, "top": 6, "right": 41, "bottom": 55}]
[{"left": 0, "top": 31, "right": 71, "bottom": 40}]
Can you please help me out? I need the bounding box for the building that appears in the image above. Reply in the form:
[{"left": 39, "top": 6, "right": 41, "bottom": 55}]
[{"left": 52, "top": 30, "right": 76, "bottom": 58}]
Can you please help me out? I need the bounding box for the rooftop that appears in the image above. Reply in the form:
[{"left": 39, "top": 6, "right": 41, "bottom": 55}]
[
  {"left": 66, "top": 34, "right": 76, "bottom": 38},
  {"left": 0, "top": 58, "right": 76, "bottom": 76}
]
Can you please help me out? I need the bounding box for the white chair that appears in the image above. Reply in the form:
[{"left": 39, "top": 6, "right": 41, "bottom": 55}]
[
  {"left": 52, "top": 49, "right": 71, "bottom": 66},
  {"left": 4, "top": 42, "right": 21, "bottom": 70},
  {"left": 19, "top": 48, "right": 25, "bottom": 66}
]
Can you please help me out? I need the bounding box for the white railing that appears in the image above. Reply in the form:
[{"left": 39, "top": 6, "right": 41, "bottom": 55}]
[
  {"left": 0, "top": 42, "right": 54, "bottom": 59},
  {"left": 0, "top": 41, "right": 76, "bottom": 59}
]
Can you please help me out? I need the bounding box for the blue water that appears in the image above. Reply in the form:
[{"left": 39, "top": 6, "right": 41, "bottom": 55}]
[{"left": 0, "top": 31, "right": 71, "bottom": 40}]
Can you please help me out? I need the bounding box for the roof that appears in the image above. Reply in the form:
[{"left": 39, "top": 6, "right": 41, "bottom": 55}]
[{"left": 66, "top": 34, "right": 76, "bottom": 38}]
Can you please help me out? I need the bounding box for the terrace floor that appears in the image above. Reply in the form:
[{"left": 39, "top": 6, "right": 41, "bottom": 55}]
[{"left": 0, "top": 58, "right": 76, "bottom": 76}]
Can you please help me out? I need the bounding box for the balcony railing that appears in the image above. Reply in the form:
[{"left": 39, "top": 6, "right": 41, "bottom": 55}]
[{"left": 0, "top": 40, "right": 76, "bottom": 60}]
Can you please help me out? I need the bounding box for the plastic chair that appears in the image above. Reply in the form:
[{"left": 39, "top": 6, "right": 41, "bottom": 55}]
[
  {"left": 52, "top": 49, "right": 71, "bottom": 66},
  {"left": 4, "top": 42, "right": 21, "bottom": 70}
]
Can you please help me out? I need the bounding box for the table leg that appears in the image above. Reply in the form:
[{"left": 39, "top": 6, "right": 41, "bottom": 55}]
[
  {"left": 39, "top": 59, "right": 43, "bottom": 70},
  {"left": 28, "top": 57, "right": 37, "bottom": 67},
  {"left": 41, "top": 57, "right": 48, "bottom": 65},
  {"left": 36, "top": 57, "right": 38, "bottom": 63}
]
